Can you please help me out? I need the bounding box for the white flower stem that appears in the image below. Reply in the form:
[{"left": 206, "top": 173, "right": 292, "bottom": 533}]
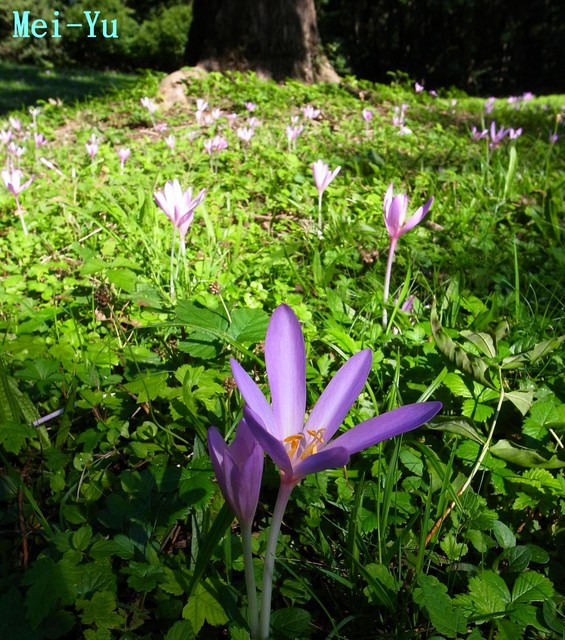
[
  {"left": 16, "top": 198, "right": 28, "bottom": 236},
  {"left": 317, "top": 193, "right": 323, "bottom": 231},
  {"left": 241, "top": 521, "right": 259, "bottom": 639},
  {"left": 382, "top": 237, "right": 397, "bottom": 329},
  {"left": 259, "top": 480, "right": 294, "bottom": 639},
  {"left": 170, "top": 226, "right": 177, "bottom": 300}
]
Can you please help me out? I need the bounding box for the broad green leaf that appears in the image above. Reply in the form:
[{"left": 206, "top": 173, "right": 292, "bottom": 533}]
[
  {"left": 511, "top": 571, "right": 554, "bottom": 603},
  {"left": 490, "top": 440, "right": 565, "bottom": 469},
  {"left": 270, "top": 607, "right": 311, "bottom": 638},
  {"left": 164, "top": 620, "right": 195, "bottom": 640},
  {"left": 465, "top": 570, "right": 511, "bottom": 617},
  {"left": 492, "top": 520, "right": 516, "bottom": 549},
  {"left": 440, "top": 531, "right": 469, "bottom": 560},
  {"left": 505, "top": 391, "right": 534, "bottom": 416},
  {"left": 460, "top": 330, "right": 497, "bottom": 358},
  {"left": 228, "top": 307, "right": 268, "bottom": 343},
  {"left": 428, "top": 416, "right": 484, "bottom": 444},
  {"left": 523, "top": 399, "right": 559, "bottom": 440},
  {"left": 431, "top": 306, "right": 494, "bottom": 389}
]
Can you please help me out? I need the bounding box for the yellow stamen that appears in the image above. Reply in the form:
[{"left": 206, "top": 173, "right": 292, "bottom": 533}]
[
  {"left": 299, "top": 428, "right": 326, "bottom": 461},
  {"left": 283, "top": 434, "right": 304, "bottom": 460}
]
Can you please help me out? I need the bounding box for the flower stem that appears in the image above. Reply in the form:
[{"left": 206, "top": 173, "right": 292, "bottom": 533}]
[
  {"left": 241, "top": 521, "right": 259, "bottom": 639},
  {"left": 317, "top": 193, "right": 323, "bottom": 231},
  {"left": 382, "top": 237, "right": 397, "bottom": 329},
  {"left": 259, "top": 480, "right": 294, "bottom": 640},
  {"left": 170, "top": 226, "right": 177, "bottom": 300},
  {"left": 15, "top": 198, "right": 28, "bottom": 236}
]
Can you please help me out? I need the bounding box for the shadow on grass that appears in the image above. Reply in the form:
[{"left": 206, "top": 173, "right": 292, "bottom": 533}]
[{"left": 0, "top": 61, "right": 140, "bottom": 115}]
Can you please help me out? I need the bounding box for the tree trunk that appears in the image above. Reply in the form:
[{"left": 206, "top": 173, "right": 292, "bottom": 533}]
[{"left": 184, "top": 0, "right": 339, "bottom": 83}]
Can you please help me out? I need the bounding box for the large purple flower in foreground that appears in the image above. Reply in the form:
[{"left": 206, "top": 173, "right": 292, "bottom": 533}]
[
  {"left": 208, "top": 420, "right": 264, "bottom": 524},
  {"left": 231, "top": 304, "right": 441, "bottom": 487}
]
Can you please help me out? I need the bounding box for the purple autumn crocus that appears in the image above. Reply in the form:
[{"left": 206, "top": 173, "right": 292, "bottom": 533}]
[
  {"left": 489, "top": 121, "right": 508, "bottom": 148},
  {"left": 312, "top": 159, "right": 341, "bottom": 230},
  {"left": 154, "top": 179, "right": 206, "bottom": 297},
  {"left": 2, "top": 168, "right": 33, "bottom": 235},
  {"left": 231, "top": 304, "right": 441, "bottom": 638},
  {"left": 208, "top": 419, "right": 263, "bottom": 636},
  {"left": 382, "top": 184, "right": 433, "bottom": 328},
  {"left": 208, "top": 419, "right": 264, "bottom": 528}
]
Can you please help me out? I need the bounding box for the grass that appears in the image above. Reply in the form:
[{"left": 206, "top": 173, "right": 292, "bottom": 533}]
[{"left": 0, "top": 66, "right": 564, "bottom": 639}]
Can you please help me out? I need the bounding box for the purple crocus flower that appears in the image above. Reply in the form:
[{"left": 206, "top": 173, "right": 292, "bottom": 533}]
[
  {"left": 117, "top": 147, "right": 131, "bottom": 171},
  {"left": 362, "top": 108, "right": 373, "bottom": 122},
  {"left": 2, "top": 168, "right": 33, "bottom": 197},
  {"left": 231, "top": 304, "right": 441, "bottom": 487},
  {"left": 208, "top": 420, "right": 264, "bottom": 525},
  {"left": 489, "top": 121, "right": 508, "bottom": 148},
  {"left": 154, "top": 178, "right": 206, "bottom": 245},
  {"left": 312, "top": 159, "right": 341, "bottom": 197},
  {"left": 383, "top": 183, "right": 434, "bottom": 241}
]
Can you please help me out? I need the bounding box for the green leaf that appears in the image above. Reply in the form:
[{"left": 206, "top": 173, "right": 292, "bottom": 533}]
[
  {"left": 0, "top": 421, "right": 35, "bottom": 454},
  {"left": 182, "top": 582, "right": 228, "bottom": 634},
  {"left": 228, "top": 307, "right": 268, "bottom": 343},
  {"left": 78, "top": 591, "right": 124, "bottom": 629},
  {"left": 440, "top": 531, "right": 469, "bottom": 560},
  {"left": 490, "top": 440, "right": 565, "bottom": 469},
  {"left": 505, "top": 391, "right": 534, "bottom": 416},
  {"left": 456, "top": 570, "right": 511, "bottom": 619},
  {"left": 460, "top": 330, "right": 497, "bottom": 358},
  {"left": 164, "top": 620, "right": 195, "bottom": 640},
  {"left": 413, "top": 574, "right": 467, "bottom": 638},
  {"left": 523, "top": 399, "right": 559, "bottom": 440},
  {"left": 106, "top": 268, "right": 138, "bottom": 293},
  {"left": 511, "top": 571, "right": 554, "bottom": 603},
  {"left": 431, "top": 305, "right": 494, "bottom": 389},
  {"left": 428, "top": 416, "right": 485, "bottom": 444},
  {"left": 123, "top": 372, "right": 169, "bottom": 403},
  {"left": 270, "top": 607, "right": 311, "bottom": 638},
  {"left": 492, "top": 520, "right": 516, "bottom": 549}
]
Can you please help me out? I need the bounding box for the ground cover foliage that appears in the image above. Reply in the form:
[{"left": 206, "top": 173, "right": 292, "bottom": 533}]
[{"left": 0, "top": 70, "right": 564, "bottom": 639}]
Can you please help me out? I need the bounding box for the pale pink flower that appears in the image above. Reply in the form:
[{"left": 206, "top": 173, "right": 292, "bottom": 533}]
[
  {"left": 237, "top": 127, "right": 255, "bottom": 143},
  {"left": 247, "top": 116, "right": 260, "bottom": 128},
  {"left": 302, "top": 105, "right": 320, "bottom": 120},
  {"left": 140, "top": 97, "right": 158, "bottom": 114},
  {"left": 245, "top": 102, "right": 256, "bottom": 111},
  {"left": 164, "top": 134, "right": 176, "bottom": 151},
  {"left": 203, "top": 135, "right": 228, "bottom": 154},
  {"left": 85, "top": 140, "right": 98, "bottom": 160},
  {"left": 7, "top": 142, "right": 25, "bottom": 158},
  {"left": 415, "top": 82, "right": 424, "bottom": 93},
  {"left": 362, "top": 108, "right": 373, "bottom": 122},
  {"left": 2, "top": 168, "right": 33, "bottom": 197},
  {"left": 312, "top": 159, "right": 341, "bottom": 196},
  {"left": 549, "top": 133, "right": 559, "bottom": 144},
  {"left": 383, "top": 184, "right": 434, "bottom": 242},
  {"left": 8, "top": 117, "right": 21, "bottom": 131},
  {"left": 0, "top": 129, "right": 13, "bottom": 145},
  {"left": 154, "top": 179, "right": 206, "bottom": 244},
  {"left": 484, "top": 97, "right": 496, "bottom": 114},
  {"left": 471, "top": 126, "right": 488, "bottom": 141},
  {"left": 154, "top": 122, "right": 168, "bottom": 132},
  {"left": 508, "top": 127, "right": 522, "bottom": 140},
  {"left": 286, "top": 124, "right": 303, "bottom": 144},
  {"left": 211, "top": 108, "right": 222, "bottom": 120},
  {"left": 34, "top": 133, "right": 48, "bottom": 148},
  {"left": 117, "top": 147, "right": 131, "bottom": 170}
]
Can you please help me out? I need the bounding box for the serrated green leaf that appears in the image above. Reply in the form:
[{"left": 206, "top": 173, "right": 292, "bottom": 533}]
[
  {"left": 79, "top": 591, "right": 124, "bottom": 628},
  {"left": 228, "top": 307, "right": 268, "bottom": 343},
  {"left": 413, "top": 574, "right": 467, "bottom": 637},
  {"left": 164, "top": 620, "right": 195, "bottom": 640},
  {"left": 467, "top": 570, "right": 511, "bottom": 617},
  {"left": 440, "top": 531, "right": 469, "bottom": 560},
  {"left": 182, "top": 582, "right": 228, "bottom": 633},
  {"left": 123, "top": 372, "right": 169, "bottom": 403},
  {"left": 511, "top": 571, "right": 554, "bottom": 603}
]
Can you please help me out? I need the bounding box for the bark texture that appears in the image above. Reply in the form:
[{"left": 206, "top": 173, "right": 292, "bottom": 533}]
[{"left": 185, "top": 0, "right": 339, "bottom": 83}]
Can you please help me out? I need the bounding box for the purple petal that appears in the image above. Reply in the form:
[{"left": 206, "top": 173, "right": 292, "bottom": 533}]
[
  {"left": 265, "top": 305, "right": 306, "bottom": 440},
  {"left": 244, "top": 407, "right": 293, "bottom": 476},
  {"left": 325, "top": 402, "right": 442, "bottom": 455},
  {"left": 230, "top": 358, "right": 277, "bottom": 437},
  {"left": 400, "top": 196, "right": 434, "bottom": 235},
  {"left": 292, "top": 446, "right": 351, "bottom": 481},
  {"left": 384, "top": 193, "right": 408, "bottom": 239},
  {"left": 305, "top": 349, "right": 372, "bottom": 443},
  {"left": 207, "top": 427, "right": 230, "bottom": 498}
]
